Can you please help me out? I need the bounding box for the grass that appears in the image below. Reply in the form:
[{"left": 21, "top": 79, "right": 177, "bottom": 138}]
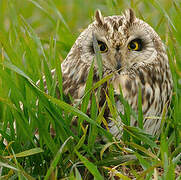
[{"left": 0, "top": 0, "right": 181, "bottom": 179}]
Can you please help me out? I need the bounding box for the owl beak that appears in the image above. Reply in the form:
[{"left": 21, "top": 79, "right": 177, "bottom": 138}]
[{"left": 116, "top": 61, "right": 122, "bottom": 74}]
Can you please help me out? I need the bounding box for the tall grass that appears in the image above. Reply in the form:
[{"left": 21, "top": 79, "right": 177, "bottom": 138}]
[{"left": 0, "top": 0, "right": 181, "bottom": 179}]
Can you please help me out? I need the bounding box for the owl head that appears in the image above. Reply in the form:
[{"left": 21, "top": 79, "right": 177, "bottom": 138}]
[{"left": 65, "top": 9, "right": 165, "bottom": 75}]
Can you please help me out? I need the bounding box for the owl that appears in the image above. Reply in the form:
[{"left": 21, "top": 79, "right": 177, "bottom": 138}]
[{"left": 41, "top": 9, "right": 173, "bottom": 138}]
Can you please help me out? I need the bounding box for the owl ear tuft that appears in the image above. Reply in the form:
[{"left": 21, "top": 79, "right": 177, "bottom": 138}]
[
  {"left": 95, "top": 9, "right": 104, "bottom": 26},
  {"left": 124, "top": 8, "right": 136, "bottom": 23}
]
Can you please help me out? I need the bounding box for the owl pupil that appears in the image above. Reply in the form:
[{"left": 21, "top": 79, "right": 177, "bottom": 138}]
[
  {"left": 128, "top": 38, "right": 142, "bottom": 51},
  {"left": 130, "top": 42, "right": 136, "bottom": 49},
  {"left": 100, "top": 44, "right": 106, "bottom": 51},
  {"left": 97, "top": 41, "right": 108, "bottom": 53}
]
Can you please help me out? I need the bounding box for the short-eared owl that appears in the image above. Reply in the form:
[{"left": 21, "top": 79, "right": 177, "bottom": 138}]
[{"left": 41, "top": 9, "right": 173, "bottom": 138}]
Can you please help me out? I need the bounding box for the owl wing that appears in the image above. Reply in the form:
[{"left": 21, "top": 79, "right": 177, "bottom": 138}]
[
  {"left": 36, "top": 64, "right": 89, "bottom": 102},
  {"left": 110, "top": 63, "right": 172, "bottom": 136}
]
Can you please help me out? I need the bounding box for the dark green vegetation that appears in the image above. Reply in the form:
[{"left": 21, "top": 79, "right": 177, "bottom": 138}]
[{"left": 0, "top": 0, "right": 181, "bottom": 179}]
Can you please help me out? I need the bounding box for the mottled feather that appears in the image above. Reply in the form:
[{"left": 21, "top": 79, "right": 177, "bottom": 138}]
[{"left": 38, "top": 9, "right": 173, "bottom": 138}]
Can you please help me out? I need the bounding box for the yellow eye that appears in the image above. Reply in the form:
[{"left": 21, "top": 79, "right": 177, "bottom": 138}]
[
  {"left": 98, "top": 41, "right": 108, "bottom": 53},
  {"left": 128, "top": 39, "right": 142, "bottom": 51}
]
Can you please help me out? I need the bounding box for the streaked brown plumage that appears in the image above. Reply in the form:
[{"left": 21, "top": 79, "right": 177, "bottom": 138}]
[{"left": 39, "top": 9, "right": 173, "bottom": 138}]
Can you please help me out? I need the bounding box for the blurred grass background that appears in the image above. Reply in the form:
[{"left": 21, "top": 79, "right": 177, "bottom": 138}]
[
  {"left": 1, "top": 0, "right": 180, "bottom": 80},
  {"left": 0, "top": 0, "right": 181, "bottom": 179}
]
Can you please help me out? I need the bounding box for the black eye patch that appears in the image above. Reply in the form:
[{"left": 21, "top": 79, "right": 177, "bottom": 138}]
[{"left": 128, "top": 38, "right": 143, "bottom": 51}]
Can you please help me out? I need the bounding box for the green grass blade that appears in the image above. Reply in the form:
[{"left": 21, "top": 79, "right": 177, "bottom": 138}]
[
  {"left": 75, "top": 150, "right": 104, "bottom": 180},
  {"left": 5, "top": 148, "right": 43, "bottom": 158},
  {"left": 45, "top": 136, "right": 73, "bottom": 180},
  {"left": 104, "top": 166, "right": 132, "bottom": 180},
  {"left": 123, "top": 126, "right": 157, "bottom": 148},
  {"left": 165, "top": 162, "right": 175, "bottom": 180},
  {"left": 81, "top": 61, "right": 94, "bottom": 113},
  {"left": 28, "top": 0, "right": 56, "bottom": 24},
  {"left": 160, "top": 133, "right": 169, "bottom": 171},
  {"left": 137, "top": 86, "right": 143, "bottom": 129},
  {"left": 47, "top": 0, "right": 70, "bottom": 32},
  {"left": 92, "top": 33, "right": 103, "bottom": 79},
  {"left": 0, "top": 161, "right": 19, "bottom": 171},
  {"left": 74, "top": 126, "right": 88, "bottom": 151},
  {"left": 130, "top": 142, "right": 158, "bottom": 160}
]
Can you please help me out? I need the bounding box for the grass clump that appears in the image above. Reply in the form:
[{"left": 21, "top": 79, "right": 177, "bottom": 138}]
[{"left": 0, "top": 0, "right": 181, "bottom": 179}]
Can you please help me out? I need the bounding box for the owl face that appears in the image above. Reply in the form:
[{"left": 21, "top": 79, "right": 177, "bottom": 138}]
[
  {"left": 60, "top": 9, "right": 173, "bottom": 136},
  {"left": 77, "top": 9, "right": 163, "bottom": 74}
]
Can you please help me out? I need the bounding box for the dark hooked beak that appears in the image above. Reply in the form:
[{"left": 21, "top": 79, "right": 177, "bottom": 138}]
[{"left": 116, "top": 61, "right": 122, "bottom": 74}]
